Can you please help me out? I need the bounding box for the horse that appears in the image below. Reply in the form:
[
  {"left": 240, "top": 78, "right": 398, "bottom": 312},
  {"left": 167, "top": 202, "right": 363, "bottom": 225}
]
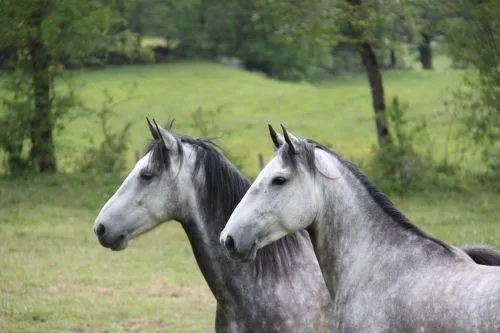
[
  {"left": 93, "top": 120, "right": 333, "bottom": 333},
  {"left": 221, "top": 125, "right": 500, "bottom": 333}
]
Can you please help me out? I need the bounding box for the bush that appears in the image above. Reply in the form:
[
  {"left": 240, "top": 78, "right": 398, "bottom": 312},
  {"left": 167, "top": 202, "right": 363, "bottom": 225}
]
[
  {"left": 77, "top": 91, "right": 131, "bottom": 175},
  {"left": 368, "top": 96, "right": 441, "bottom": 193},
  {"left": 444, "top": 0, "right": 500, "bottom": 181},
  {"left": 107, "top": 30, "right": 155, "bottom": 65},
  {"left": 449, "top": 79, "right": 500, "bottom": 183}
]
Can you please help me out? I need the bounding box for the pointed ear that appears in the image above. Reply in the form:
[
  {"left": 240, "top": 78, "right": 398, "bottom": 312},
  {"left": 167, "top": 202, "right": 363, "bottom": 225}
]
[
  {"left": 268, "top": 124, "right": 285, "bottom": 149},
  {"left": 280, "top": 124, "right": 297, "bottom": 154},
  {"left": 146, "top": 117, "right": 159, "bottom": 140},
  {"left": 152, "top": 119, "right": 177, "bottom": 151}
]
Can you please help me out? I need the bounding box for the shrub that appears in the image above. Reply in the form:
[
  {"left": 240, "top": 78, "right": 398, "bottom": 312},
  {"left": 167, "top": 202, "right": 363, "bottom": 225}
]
[
  {"left": 77, "top": 91, "right": 131, "bottom": 175},
  {"left": 368, "top": 96, "right": 437, "bottom": 193}
]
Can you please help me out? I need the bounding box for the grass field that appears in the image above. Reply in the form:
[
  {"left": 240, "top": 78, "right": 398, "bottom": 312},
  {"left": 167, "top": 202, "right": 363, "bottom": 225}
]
[
  {"left": 1, "top": 60, "right": 499, "bottom": 332},
  {"left": 47, "top": 57, "right": 466, "bottom": 177}
]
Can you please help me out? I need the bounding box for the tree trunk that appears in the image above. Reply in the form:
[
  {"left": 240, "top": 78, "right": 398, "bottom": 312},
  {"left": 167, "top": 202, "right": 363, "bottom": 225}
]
[
  {"left": 359, "top": 42, "right": 392, "bottom": 148},
  {"left": 418, "top": 32, "right": 433, "bottom": 70},
  {"left": 28, "top": 6, "right": 57, "bottom": 173},
  {"left": 389, "top": 49, "right": 396, "bottom": 69},
  {"left": 346, "top": 0, "right": 392, "bottom": 148}
]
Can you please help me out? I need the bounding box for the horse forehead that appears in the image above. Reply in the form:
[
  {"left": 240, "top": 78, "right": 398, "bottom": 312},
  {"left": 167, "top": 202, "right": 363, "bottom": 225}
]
[
  {"left": 246, "top": 157, "right": 285, "bottom": 195},
  {"left": 136, "top": 153, "right": 151, "bottom": 169},
  {"left": 125, "top": 154, "right": 150, "bottom": 177},
  {"left": 262, "top": 155, "right": 285, "bottom": 176}
]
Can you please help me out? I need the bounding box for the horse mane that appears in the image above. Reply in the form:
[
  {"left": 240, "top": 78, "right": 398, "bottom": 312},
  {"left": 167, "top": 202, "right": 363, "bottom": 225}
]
[
  {"left": 279, "top": 138, "right": 454, "bottom": 254},
  {"left": 145, "top": 132, "right": 303, "bottom": 277}
]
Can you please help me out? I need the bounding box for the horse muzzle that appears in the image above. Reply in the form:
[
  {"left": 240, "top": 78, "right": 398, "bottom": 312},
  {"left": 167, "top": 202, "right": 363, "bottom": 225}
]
[
  {"left": 93, "top": 222, "right": 129, "bottom": 251},
  {"left": 220, "top": 233, "right": 258, "bottom": 262}
]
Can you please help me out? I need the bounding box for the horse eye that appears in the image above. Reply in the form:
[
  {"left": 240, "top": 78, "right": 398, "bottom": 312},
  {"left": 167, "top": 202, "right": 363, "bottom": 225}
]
[
  {"left": 271, "top": 176, "right": 287, "bottom": 186},
  {"left": 139, "top": 171, "right": 154, "bottom": 181}
]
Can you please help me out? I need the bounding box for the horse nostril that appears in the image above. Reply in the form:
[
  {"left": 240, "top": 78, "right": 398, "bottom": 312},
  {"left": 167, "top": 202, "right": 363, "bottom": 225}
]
[
  {"left": 225, "top": 235, "right": 236, "bottom": 252},
  {"left": 95, "top": 224, "right": 106, "bottom": 237}
]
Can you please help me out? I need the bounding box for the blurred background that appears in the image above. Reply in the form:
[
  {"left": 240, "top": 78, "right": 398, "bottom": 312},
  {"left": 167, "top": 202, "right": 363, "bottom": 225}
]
[{"left": 0, "top": 0, "right": 498, "bottom": 332}]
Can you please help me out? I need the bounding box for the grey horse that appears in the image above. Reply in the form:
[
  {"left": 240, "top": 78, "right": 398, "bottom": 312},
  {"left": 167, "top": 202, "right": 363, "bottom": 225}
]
[
  {"left": 221, "top": 125, "right": 500, "bottom": 333},
  {"left": 93, "top": 120, "right": 333, "bottom": 332}
]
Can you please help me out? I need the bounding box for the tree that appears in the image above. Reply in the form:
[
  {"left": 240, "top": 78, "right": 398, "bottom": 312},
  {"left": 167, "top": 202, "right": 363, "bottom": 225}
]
[
  {"left": 158, "top": 0, "right": 338, "bottom": 80},
  {"left": 443, "top": 0, "right": 500, "bottom": 175},
  {"left": 0, "top": 0, "right": 111, "bottom": 173},
  {"left": 418, "top": 32, "right": 432, "bottom": 70},
  {"left": 415, "top": 1, "right": 442, "bottom": 71},
  {"left": 409, "top": 0, "right": 449, "bottom": 71},
  {"left": 232, "top": 0, "right": 337, "bottom": 80},
  {"left": 343, "top": 0, "right": 392, "bottom": 148}
]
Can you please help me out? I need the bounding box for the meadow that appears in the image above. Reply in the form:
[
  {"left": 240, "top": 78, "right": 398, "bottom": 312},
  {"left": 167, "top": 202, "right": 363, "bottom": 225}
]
[{"left": 0, "top": 59, "right": 499, "bottom": 332}]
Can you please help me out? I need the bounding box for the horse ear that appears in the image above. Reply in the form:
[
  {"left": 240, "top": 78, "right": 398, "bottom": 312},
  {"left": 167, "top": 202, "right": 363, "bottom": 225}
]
[
  {"left": 146, "top": 117, "right": 159, "bottom": 140},
  {"left": 268, "top": 124, "right": 284, "bottom": 149},
  {"left": 152, "top": 119, "right": 177, "bottom": 151},
  {"left": 280, "top": 124, "right": 297, "bottom": 154}
]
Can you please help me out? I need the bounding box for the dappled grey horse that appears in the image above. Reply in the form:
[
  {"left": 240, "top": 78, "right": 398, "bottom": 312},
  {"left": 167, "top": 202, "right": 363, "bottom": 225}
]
[
  {"left": 93, "top": 120, "right": 333, "bottom": 332},
  {"left": 221, "top": 125, "right": 500, "bottom": 333}
]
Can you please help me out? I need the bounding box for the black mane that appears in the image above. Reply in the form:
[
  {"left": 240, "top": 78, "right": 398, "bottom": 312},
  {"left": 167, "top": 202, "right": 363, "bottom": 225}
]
[
  {"left": 279, "top": 139, "right": 454, "bottom": 254},
  {"left": 145, "top": 133, "right": 303, "bottom": 276}
]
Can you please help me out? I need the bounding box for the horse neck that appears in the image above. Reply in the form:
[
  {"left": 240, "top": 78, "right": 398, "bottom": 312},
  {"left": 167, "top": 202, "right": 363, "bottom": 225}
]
[
  {"left": 179, "top": 159, "right": 323, "bottom": 307},
  {"left": 178, "top": 165, "right": 255, "bottom": 303},
  {"left": 308, "top": 165, "right": 456, "bottom": 300}
]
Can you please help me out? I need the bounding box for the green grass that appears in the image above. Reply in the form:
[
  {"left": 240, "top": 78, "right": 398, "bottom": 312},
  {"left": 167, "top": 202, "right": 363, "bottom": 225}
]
[
  {"left": 0, "top": 174, "right": 215, "bottom": 333},
  {"left": 1, "top": 60, "right": 499, "bottom": 332},
  {"left": 45, "top": 56, "right": 466, "bottom": 177}
]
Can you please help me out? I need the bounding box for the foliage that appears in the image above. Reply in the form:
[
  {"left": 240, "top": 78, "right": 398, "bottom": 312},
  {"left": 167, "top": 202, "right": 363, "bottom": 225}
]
[
  {"left": 0, "top": 65, "right": 80, "bottom": 174},
  {"left": 118, "top": 0, "right": 171, "bottom": 40},
  {"left": 0, "top": 0, "right": 113, "bottom": 67},
  {"left": 369, "top": 96, "right": 436, "bottom": 193},
  {"left": 0, "top": 0, "right": 113, "bottom": 173},
  {"left": 106, "top": 29, "right": 155, "bottom": 65},
  {"left": 346, "top": 0, "right": 420, "bottom": 69},
  {"left": 443, "top": 0, "right": 500, "bottom": 178},
  {"left": 233, "top": 0, "right": 338, "bottom": 80},
  {"left": 0, "top": 68, "right": 32, "bottom": 172},
  {"left": 78, "top": 90, "right": 132, "bottom": 175},
  {"left": 162, "top": 0, "right": 339, "bottom": 80}
]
